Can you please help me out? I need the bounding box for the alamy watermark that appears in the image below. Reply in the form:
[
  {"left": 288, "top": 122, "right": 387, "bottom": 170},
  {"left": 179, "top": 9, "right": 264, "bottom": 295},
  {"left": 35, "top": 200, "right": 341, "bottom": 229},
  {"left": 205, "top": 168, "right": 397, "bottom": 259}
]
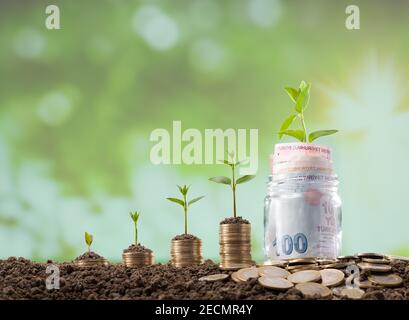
[{"left": 150, "top": 121, "right": 258, "bottom": 175}]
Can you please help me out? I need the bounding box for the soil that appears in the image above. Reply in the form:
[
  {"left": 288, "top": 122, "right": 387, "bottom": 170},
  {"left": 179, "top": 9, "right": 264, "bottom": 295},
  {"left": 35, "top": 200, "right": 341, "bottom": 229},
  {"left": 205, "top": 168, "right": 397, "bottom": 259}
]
[
  {"left": 172, "top": 234, "right": 199, "bottom": 241},
  {"left": 220, "top": 216, "right": 250, "bottom": 224},
  {"left": 74, "top": 251, "right": 105, "bottom": 261},
  {"left": 123, "top": 244, "right": 152, "bottom": 254},
  {"left": 1, "top": 257, "right": 408, "bottom": 300}
]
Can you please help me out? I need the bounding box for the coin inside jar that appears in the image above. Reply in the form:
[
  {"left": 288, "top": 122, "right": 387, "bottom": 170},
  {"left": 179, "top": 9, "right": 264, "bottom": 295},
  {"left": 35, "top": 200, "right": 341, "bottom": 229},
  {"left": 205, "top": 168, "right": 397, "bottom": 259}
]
[
  {"left": 258, "top": 266, "right": 290, "bottom": 278},
  {"left": 295, "top": 282, "right": 332, "bottom": 298},
  {"left": 258, "top": 276, "right": 294, "bottom": 291},
  {"left": 320, "top": 269, "right": 345, "bottom": 287},
  {"left": 287, "top": 270, "right": 321, "bottom": 284}
]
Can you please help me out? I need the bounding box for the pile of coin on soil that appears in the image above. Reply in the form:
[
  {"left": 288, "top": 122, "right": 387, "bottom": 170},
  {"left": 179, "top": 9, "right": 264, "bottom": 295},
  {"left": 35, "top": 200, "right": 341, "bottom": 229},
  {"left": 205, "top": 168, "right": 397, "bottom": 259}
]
[{"left": 199, "top": 253, "right": 407, "bottom": 299}]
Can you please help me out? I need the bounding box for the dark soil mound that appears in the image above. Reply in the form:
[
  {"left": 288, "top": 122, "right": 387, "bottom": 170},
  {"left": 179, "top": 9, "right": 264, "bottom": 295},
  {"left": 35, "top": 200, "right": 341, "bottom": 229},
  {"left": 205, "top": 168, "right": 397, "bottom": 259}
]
[
  {"left": 74, "top": 251, "right": 105, "bottom": 261},
  {"left": 123, "top": 244, "right": 152, "bottom": 254},
  {"left": 220, "top": 216, "right": 250, "bottom": 225},
  {"left": 172, "top": 234, "right": 199, "bottom": 241}
]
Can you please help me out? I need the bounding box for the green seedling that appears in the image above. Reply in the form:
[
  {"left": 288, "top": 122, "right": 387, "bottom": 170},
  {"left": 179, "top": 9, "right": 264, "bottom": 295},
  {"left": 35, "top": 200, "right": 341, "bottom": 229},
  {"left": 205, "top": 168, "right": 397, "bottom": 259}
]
[
  {"left": 129, "top": 211, "right": 140, "bottom": 245},
  {"left": 167, "top": 185, "right": 205, "bottom": 235},
  {"left": 85, "top": 231, "right": 93, "bottom": 252},
  {"left": 279, "top": 80, "right": 338, "bottom": 142},
  {"left": 209, "top": 152, "right": 255, "bottom": 218}
]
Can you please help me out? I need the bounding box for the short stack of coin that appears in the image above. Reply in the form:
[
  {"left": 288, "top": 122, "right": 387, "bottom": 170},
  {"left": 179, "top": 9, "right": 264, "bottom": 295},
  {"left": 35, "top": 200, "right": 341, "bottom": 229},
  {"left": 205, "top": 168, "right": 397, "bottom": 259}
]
[
  {"left": 122, "top": 251, "right": 154, "bottom": 267},
  {"left": 76, "top": 258, "right": 108, "bottom": 267},
  {"left": 171, "top": 239, "right": 202, "bottom": 267},
  {"left": 219, "top": 223, "right": 252, "bottom": 269}
]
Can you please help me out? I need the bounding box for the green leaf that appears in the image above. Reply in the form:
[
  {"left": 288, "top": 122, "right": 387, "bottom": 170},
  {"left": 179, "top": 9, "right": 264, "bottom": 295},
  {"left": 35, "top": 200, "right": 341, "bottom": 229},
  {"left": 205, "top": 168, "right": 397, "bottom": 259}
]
[
  {"left": 279, "top": 130, "right": 306, "bottom": 142},
  {"left": 295, "top": 83, "right": 311, "bottom": 113},
  {"left": 284, "top": 87, "right": 299, "bottom": 103},
  {"left": 235, "top": 159, "right": 249, "bottom": 166},
  {"left": 167, "top": 197, "right": 185, "bottom": 207},
  {"left": 85, "top": 232, "right": 93, "bottom": 247},
  {"left": 129, "top": 211, "right": 140, "bottom": 223},
  {"left": 236, "top": 175, "right": 256, "bottom": 185},
  {"left": 209, "top": 176, "right": 232, "bottom": 185},
  {"left": 188, "top": 196, "right": 205, "bottom": 206},
  {"left": 278, "top": 114, "right": 297, "bottom": 139},
  {"left": 177, "top": 185, "right": 183, "bottom": 194},
  {"left": 218, "top": 159, "right": 233, "bottom": 166},
  {"left": 308, "top": 130, "right": 338, "bottom": 142}
]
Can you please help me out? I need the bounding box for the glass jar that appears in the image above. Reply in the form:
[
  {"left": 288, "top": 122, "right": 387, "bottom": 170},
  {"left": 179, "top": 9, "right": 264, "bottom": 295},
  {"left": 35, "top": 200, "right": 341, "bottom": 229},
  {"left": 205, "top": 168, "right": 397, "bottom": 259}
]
[{"left": 264, "top": 171, "right": 342, "bottom": 260}]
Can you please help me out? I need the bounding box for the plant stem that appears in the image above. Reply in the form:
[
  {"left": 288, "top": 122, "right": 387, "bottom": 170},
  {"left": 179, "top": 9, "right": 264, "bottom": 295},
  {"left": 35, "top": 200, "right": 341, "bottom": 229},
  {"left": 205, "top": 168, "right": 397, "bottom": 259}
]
[
  {"left": 88, "top": 245, "right": 90, "bottom": 253},
  {"left": 300, "top": 113, "right": 308, "bottom": 142},
  {"left": 231, "top": 164, "right": 237, "bottom": 218},
  {"left": 134, "top": 222, "right": 138, "bottom": 245},
  {"left": 183, "top": 194, "right": 188, "bottom": 234}
]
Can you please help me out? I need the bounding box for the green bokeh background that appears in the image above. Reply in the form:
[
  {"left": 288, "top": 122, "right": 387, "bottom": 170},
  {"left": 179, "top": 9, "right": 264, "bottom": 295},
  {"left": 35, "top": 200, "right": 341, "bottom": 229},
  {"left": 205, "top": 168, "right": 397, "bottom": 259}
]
[{"left": 0, "top": 0, "right": 408, "bottom": 262}]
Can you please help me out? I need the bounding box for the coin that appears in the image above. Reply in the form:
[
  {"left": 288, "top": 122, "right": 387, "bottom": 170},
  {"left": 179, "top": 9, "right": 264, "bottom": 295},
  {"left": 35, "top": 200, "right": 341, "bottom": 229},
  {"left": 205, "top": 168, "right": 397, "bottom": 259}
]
[
  {"left": 368, "top": 274, "right": 403, "bottom": 288},
  {"left": 231, "top": 272, "right": 244, "bottom": 283},
  {"left": 295, "top": 282, "right": 332, "bottom": 298},
  {"left": 199, "top": 274, "right": 229, "bottom": 282},
  {"left": 323, "top": 261, "right": 353, "bottom": 269},
  {"left": 320, "top": 269, "right": 345, "bottom": 287},
  {"left": 220, "top": 263, "right": 252, "bottom": 271},
  {"left": 357, "top": 263, "right": 392, "bottom": 273},
  {"left": 258, "top": 276, "right": 294, "bottom": 291},
  {"left": 262, "top": 260, "right": 288, "bottom": 268},
  {"left": 317, "top": 259, "right": 337, "bottom": 265},
  {"left": 357, "top": 253, "right": 385, "bottom": 259},
  {"left": 337, "top": 255, "right": 358, "bottom": 260},
  {"left": 340, "top": 288, "right": 365, "bottom": 299},
  {"left": 287, "top": 257, "right": 317, "bottom": 266},
  {"left": 171, "top": 238, "right": 202, "bottom": 267},
  {"left": 258, "top": 266, "right": 290, "bottom": 278},
  {"left": 361, "top": 258, "right": 390, "bottom": 264},
  {"left": 76, "top": 258, "right": 108, "bottom": 267},
  {"left": 237, "top": 267, "right": 259, "bottom": 282},
  {"left": 287, "top": 270, "right": 321, "bottom": 284},
  {"left": 358, "top": 280, "right": 380, "bottom": 289},
  {"left": 122, "top": 251, "right": 154, "bottom": 267},
  {"left": 287, "top": 263, "right": 319, "bottom": 272}
]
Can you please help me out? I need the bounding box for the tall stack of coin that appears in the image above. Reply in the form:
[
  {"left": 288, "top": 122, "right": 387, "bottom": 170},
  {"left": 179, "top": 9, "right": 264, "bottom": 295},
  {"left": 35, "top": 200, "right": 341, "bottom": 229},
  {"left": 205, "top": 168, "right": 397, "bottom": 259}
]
[
  {"left": 122, "top": 251, "right": 154, "bottom": 267},
  {"left": 170, "top": 238, "right": 202, "bottom": 267},
  {"left": 219, "top": 222, "right": 252, "bottom": 269}
]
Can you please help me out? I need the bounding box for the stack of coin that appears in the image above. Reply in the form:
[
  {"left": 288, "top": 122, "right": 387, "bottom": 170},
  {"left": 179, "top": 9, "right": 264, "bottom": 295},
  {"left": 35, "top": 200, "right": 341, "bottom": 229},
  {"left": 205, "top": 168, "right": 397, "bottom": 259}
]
[
  {"left": 219, "top": 223, "right": 252, "bottom": 269},
  {"left": 122, "top": 251, "right": 154, "bottom": 267},
  {"left": 76, "top": 258, "right": 108, "bottom": 267},
  {"left": 170, "top": 239, "right": 202, "bottom": 267}
]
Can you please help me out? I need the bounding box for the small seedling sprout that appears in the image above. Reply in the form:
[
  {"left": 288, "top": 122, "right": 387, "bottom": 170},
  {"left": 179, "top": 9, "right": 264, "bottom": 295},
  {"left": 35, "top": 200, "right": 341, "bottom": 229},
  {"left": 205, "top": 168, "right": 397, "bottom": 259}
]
[
  {"left": 209, "top": 152, "right": 256, "bottom": 218},
  {"left": 279, "top": 81, "right": 338, "bottom": 142},
  {"left": 129, "top": 211, "right": 140, "bottom": 245},
  {"left": 85, "top": 232, "right": 93, "bottom": 252},
  {"left": 167, "top": 185, "right": 205, "bottom": 235}
]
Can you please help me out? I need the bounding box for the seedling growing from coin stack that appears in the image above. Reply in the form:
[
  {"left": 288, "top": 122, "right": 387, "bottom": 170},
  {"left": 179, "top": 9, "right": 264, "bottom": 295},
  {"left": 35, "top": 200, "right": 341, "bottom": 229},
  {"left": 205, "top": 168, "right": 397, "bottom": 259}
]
[
  {"left": 122, "top": 211, "right": 154, "bottom": 267},
  {"left": 209, "top": 153, "right": 255, "bottom": 219},
  {"left": 167, "top": 185, "right": 205, "bottom": 235},
  {"left": 279, "top": 81, "right": 338, "bottom": 142},
  {"left": 209, "top": 153, "right": 256, "bottom": 269},
  {"left": 167, "top": 185, "right": 205, "bottom": 267},
  {"left": 75, "top": 231, "right": 108, "bottom": 267}
]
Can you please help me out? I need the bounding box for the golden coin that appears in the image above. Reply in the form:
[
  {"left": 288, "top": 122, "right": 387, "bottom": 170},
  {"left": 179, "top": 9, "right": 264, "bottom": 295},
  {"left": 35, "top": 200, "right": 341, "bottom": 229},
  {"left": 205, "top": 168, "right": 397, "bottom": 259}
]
[
  {"left": 340, "top": 288, "right": 365, "bottom": 299},
  {"left": 387, "top": 255, "right": 409, "bottom": 262},
  {"left": 287, "top": 263, "right": 319, "bottom": 272},
  {"left": 324, "top": 261, "right": 353, "bottom": 269},
  {"left": 357, "top": 253, "right": 385, "bottom": 259},
  {"left": 262, "top": 260, "right": 288, "bottom": 268},
  {"left": 357, "top": 263, "right": 392, "bottom": 273},
  {"left": 287, "top": 270, "right": 321, "bottom": 284},
  {"left": 368, "top": 274, "right": 403, "bottom": 288},
  {"left": 258, "top": 276, "right": 294, "bottom": 291},
  {"left": 288, "top": 257, "right": 317, "bottom": 266},
  {"left": 337, "top": 255, "right": 358, "bottom": 260},
  {"left": 258, "top": 266, "right": 290, "bottom": 278},
  {"left": 295, "top": 282, "right": 332, "bottom": 298},
  {"left": 237, "top": 267, "right": 259, "bottom": 282},
  {"left": 317, "top": 259, "right": 337, "bottom": 265},
  {"left": 199, "top": 274, "right": 229, "bottom": 282},
  {"left": 320, "top": 269, "right": 345, "bottom": 287},
  {"left": 231, "top": 272, "right": 244, "bottom": 283},
  {"left": 361, "top": 258, "right": 390, "bottom": 264},
  {"left": 358, "top": 280, "right": 380, "bottom": 289}
]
